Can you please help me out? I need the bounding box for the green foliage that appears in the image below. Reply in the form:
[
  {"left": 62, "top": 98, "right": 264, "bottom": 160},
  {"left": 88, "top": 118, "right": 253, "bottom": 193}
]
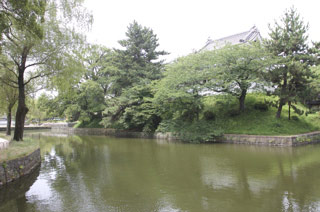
[
  {"left": 203, "top": 111, "right": 216, "bottom": 121},
  {"left": 75, "top": 118, "right": 103, "bottom": 128},
  {"left": 205, "top": 43, "right": 268, "bottom": 111},
  {"left": 101, "top": 21, "right": 167, "bottom": 131},
  {"left": 206, "top": 94, "right": 320, "bottom": 135},
  {"left": 157, "top": 120, "right": 223, "bottom": 143},
  {"left": 61, "top": 80, "right": 105, "bottom": 123},
  {"left": 254, "top": 102, "right": 269, "bottom": 111},
  {"left": 102, "top": 84, "right": 160, "bottom": 132},
  {"left": 0, "top": 0, "right": 92, "bottom": 141},
  {"left": 0, "top": 63, "right": 18, "bottom": 114},
  {"left": 228, "top": 109, "right": 241, "bottom": 117},
  {"left": 154, "top": 53, "right": 209, "bottom": 122},
  {"left": 264, "top": 7, "right": 314, "bottom": 118},
  {"left": 108, "top": 21, "right": 168, "bottom": 96},
  {"left": 0, "top": 0, "right": 46, "bottom": 45}
]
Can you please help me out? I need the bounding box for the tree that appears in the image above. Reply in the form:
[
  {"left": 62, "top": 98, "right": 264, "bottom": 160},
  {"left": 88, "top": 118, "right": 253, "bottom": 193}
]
[
  {"left": 108, "top": 21, "right": 168, "bottom": 96},
  {"left": 206, "top": 43, "right": 268, "bottom": 112},
  {"left": 264, "top": 7, "right": 313, "bottom": 119},
  {"left": 102, "top": 21, "right": 167, "bottom": 130},
  {"left": 0, "top": 70, "right": 18, "bottom": 135},
  {"left": 67, "top": 80, "right": 105, "bottom": 124},
  {"left": 0, "top": 0, "right": 45, "bottom": 48},
  {"left": 153, "top": 54, "right": 225, "bottom": 143},
  {"left": 79, "top": 44, "right": 113, "bottom": 95},
  {"left": 0, "top": 0, "right": 91, "bottom": 140},
  {"left": 101, "top": 83, "right": 160, "bottom": 132},
  {"left": 154, "top": 54, "right": 208, "bottom": 122}
]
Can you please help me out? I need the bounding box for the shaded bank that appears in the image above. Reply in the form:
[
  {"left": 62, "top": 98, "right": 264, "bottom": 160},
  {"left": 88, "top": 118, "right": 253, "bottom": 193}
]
[
  {"left": 51, "top": 127, "right": 320, "bottom": 146},
  {"left": 0, "top": 166, "right": 40, "bottom": 205},
  {"left": 0, "top": 149, "right": 41, "bottom": 186}
]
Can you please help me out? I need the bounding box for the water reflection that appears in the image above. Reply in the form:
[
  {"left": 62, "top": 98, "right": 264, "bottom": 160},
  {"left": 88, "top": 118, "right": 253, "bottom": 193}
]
[
  {"left": 0, "top": 166, "right": 40, "bottom": 212},
  {"left": 1, "top": 132, "right": 320, "bottom": 211}
]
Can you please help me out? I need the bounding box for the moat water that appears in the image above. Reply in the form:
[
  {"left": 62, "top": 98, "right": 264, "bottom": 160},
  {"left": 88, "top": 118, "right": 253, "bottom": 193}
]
[{"left": 1, "top": 131, "right": 320, "bottom": 211}]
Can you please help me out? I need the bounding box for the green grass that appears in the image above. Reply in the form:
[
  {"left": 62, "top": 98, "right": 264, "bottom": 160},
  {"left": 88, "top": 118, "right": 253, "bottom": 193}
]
[
  {"left": 203, "top": 93, "right": 320, "bottom": 136},
  {"left": 0, "top": 135, "right": 39, "bottom": 162}
]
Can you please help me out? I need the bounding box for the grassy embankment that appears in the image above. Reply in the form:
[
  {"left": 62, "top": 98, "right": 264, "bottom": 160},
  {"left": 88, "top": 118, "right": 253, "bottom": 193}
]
[
  {"left": 204, "top": 93, "right": 320, "bottom": 136},
  {"left": 0, "top": 134, "right": 39, "bottom": 162},
  {"left": 73, "top": 93, "right": 320, "bottom": 137}
]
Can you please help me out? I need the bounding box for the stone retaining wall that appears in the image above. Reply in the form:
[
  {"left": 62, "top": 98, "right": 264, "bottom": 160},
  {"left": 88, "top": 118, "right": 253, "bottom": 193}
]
[
  {"left": 51, "top": 126, "right": 156, "bottom": 138},
  {"left": 0, "top": 149, "right": 41, "bottom": 186},
  {"left": 51, "top": 127, "right": 320, "bottom": 146},
  {"left": 0, "top": 127, "right": 51, "bottom": 131},
  {"left": 223, "top": 131, "right": 320, "bottom": 146}
]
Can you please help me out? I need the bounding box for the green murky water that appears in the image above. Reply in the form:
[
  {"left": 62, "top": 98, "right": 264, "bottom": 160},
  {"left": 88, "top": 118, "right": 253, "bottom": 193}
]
[{"left": 1, "top": 132, "right": 320, "bottom": 212}]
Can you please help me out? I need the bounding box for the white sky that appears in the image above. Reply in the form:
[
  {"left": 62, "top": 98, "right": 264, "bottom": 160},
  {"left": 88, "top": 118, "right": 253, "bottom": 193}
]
[{"left": 84, "top": 0, "right": 320, "bottom": 61}]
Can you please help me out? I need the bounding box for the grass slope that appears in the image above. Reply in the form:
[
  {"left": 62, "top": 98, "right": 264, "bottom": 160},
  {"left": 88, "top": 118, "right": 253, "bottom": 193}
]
[
  {"left": 0, "top": 134, "right": 39, "bottom": 162},
  {"left": 204, "top": 94, "right": 320, "bottom": 136}
]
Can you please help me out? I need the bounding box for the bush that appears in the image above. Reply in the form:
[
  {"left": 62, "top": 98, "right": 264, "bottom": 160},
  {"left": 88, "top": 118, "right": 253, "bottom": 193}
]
[
  {"left": 203, "top": 111, "right": 216, "bottom": 121},
  {"left": 156, "top": 119, "right": 224, "bottom": 143},
  {"left": 229, "top": 109, "right": 240, "bottom": 117},
  {"left": 291, "top": 116, "right": 299, "bottom": 121},
  {"left": 254, "top": 102, "right": 268, "bottom": 111}
]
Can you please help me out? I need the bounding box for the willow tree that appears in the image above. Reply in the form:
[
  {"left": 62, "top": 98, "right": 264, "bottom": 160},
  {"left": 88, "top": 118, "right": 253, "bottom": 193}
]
[
  {"left": 1, "top": 0, "right": 92, "bottom": 140},
  {"left": 0, "top": 0, "right": 45, "bottom": 49}
]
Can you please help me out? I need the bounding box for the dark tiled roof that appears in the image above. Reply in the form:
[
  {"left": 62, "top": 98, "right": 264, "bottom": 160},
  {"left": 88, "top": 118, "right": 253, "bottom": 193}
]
[{"left": 200, "top": 26, "right": 262, "bottom": 51}]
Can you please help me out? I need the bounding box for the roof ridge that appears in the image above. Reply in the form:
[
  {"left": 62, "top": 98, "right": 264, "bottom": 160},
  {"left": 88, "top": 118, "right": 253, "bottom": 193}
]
[
  {"left": 200, "top": 26, "right": 262, "bottom": 52},
  {"left": 213, "top": 30, "right": 250, "bottom": 43},
  {"left": 244, "top": 26, "right": 260, "bottom": 41}
]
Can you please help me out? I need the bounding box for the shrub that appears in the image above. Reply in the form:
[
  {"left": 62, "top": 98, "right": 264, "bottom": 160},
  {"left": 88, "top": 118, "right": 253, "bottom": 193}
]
[
  {"left": 229, "top": 109, "right": 240, "bottom": 117},
  {"left": 156, "top": 119, "right": 224, "bottom": 143},
  {"left": 254, "top": 102, "right": 268, "bottom": 111},
  {"left": 291, "top": 116, "right": 299, "bottom": 121},
  {"left": 203, "top": 111, "right": 216, "bottom": 121}
]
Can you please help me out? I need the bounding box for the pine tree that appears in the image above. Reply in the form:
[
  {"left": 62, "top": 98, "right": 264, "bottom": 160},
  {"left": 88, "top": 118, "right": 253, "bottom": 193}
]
[
  {"left": 102, "top": 21, "right": 168, "bottom": 131},
  {"left": 264, "top": 7, "right": 313, "bottom": 119},
  {"left": 109, "top": 21, "right": 168, "bottom": 96}
]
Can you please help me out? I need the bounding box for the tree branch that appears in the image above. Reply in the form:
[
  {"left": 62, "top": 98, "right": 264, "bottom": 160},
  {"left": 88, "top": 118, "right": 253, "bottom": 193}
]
[
  {"left": 0, "top": 78, "right": 18, "bottom": 88},
  {"left": 7, "top": 53, "right": 20, "bottom": 67},
  {"left": 0, "top": 61, "right": 18, "bottom": 79},
  {"left": 25, "top": 62, "right": 46, "bottom": 69},
  {"left": 24, "top": 72, "right": 52, "bottom": 86}
]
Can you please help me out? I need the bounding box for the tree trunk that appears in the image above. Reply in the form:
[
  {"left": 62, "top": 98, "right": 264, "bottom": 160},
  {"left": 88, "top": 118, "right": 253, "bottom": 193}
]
[
  {"left": 13, "top": 70, "right": 28, "bottom": 141},
  {"left": 276, "top": 74, "right": 287, "bottom": 119},
  {"left": 276, "top": 99, "right": 285, "bottom": 119},
  {"left": 288, "top": 101, "right": 291, "bottom": 120},
  {"left": 239, "top": 89, "right": 247, "bottom": 112},
  {"left": 6, "top": 106, "right": 11, "bottom": 136}
]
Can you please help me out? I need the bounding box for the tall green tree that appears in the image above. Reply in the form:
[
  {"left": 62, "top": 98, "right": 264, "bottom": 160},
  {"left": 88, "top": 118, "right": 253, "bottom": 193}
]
[
  {"left": 206, "top": 43, "right": 267, "bottom": 112},
  {"left": 264, "top": 7, "right": 313, "bottom": 119},
  {"left": 1, "top": 0, "right": 91, "bottom": 140},
  {"left": 0, "top": 0, "right": 45, "bottom": 48},
  {"left": 108, "top": 21, "right": 168, "bottom": 96},
  {"left": 102, "top": 21, "right": 167, "bottom": 130},
  {"left": 154, "top": 54, "right": 208, "bottom": 122}
]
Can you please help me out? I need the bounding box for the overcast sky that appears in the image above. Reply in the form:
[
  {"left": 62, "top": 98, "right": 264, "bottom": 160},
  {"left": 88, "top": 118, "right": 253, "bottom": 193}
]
[{"left": 84, "top": 0, "right": 320, "bottom": 61}]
